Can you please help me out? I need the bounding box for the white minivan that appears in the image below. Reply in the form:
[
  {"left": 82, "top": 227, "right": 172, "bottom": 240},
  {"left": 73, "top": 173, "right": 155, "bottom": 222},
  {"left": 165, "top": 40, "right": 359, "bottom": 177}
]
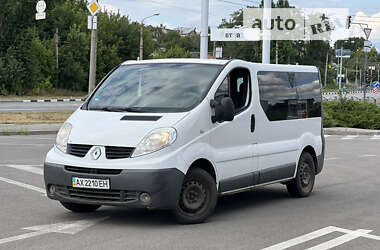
[{"left": 44, "top": 59, "right": 324, "bottom": 224}]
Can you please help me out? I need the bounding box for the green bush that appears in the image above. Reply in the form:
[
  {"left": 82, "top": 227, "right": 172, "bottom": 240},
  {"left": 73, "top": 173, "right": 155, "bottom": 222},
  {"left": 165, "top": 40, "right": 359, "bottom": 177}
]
[
  {"left": 32, "top": 77, "right": 54, "bottom": 95},
  {"left": 323, "top": 100, "right": 380, "bottom": 129}
]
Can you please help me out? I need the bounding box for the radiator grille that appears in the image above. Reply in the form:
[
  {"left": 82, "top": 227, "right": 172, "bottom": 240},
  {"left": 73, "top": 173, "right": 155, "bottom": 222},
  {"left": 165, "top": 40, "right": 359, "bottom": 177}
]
[
  {"left": 65, "top": 166, "right": 122, "bottom": 175},
  {"left": 66, "top": 144, "right": 135, "bottom": 159},
  {"left": 105, "top": 146, "right": 135, "bottom": 159},
  {"left": 56, "top": 186, "right": 138, "bottom": 203},
  {"left": 67, "top": 144, "right": 92, "bottom": 157}
]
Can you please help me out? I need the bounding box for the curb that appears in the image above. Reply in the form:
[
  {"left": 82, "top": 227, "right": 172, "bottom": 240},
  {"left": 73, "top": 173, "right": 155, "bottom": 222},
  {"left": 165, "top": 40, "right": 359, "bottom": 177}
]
[
  {"left": 324, "top": 128, "right": 380, "bottom": 136},
  {"left": 0, "top": 98, "right": 84, "bottom": 103}
]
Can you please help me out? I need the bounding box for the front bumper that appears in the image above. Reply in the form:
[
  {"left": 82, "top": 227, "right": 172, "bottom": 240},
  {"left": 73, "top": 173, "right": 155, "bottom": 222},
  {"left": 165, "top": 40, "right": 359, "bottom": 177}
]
[{"left": 44, "top": 163, "right": 184, "bottom": 209}]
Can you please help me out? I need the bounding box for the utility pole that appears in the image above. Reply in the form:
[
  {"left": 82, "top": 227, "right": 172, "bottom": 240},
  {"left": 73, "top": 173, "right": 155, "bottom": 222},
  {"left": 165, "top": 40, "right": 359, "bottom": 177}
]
[
  {"left": 88, "top": 25, "right": 98, "bottom": 94},
  {"left": 363, "top": 51, "right": 368, "bottom": 101},
  {"left": 324, "top": 51, "right": 329, "bottom": 87},
  {"left": 262, "top": 0, "right": 271, "bottom": 64},
  {"left": 139, "top": 13, "right": 160, "bottom": 60},
  {"left": 139, "top": 24, "right": 144, "bottom": 60},
  {"left": 350, "top": 22, "right": 371, "bottom": 101},
  {"left": 338, "top": 45, "right": 343, "bottom": 90},
  {"left": 55, "top": 27, "right": 59, "bottom": 89},
  {"left": 336, "top": 51, "right": 339, "bottom": 86},
  {"left": 55, "top": 28, "right": 59, "bottom": 70},
  {"left": 200, "top": 0, "right": 209, "bottom": 59},
  {"left": 355, "top": 53, "right": 358, "bottom": 87}
]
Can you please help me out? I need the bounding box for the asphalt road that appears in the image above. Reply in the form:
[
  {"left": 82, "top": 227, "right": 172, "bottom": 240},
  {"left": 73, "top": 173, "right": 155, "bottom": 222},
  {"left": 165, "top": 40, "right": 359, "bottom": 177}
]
[
  {"left": 0, "top": 102, "right": 82, "bottom": 112},
  {"left": 0, "top": 134, "right": 380, "bottom": 249}
]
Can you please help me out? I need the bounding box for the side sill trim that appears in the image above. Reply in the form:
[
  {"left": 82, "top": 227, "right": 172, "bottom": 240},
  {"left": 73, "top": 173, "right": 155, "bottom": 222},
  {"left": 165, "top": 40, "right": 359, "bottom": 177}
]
[{"left": 219, "top": 177, "right": 294, "bottom": 196}]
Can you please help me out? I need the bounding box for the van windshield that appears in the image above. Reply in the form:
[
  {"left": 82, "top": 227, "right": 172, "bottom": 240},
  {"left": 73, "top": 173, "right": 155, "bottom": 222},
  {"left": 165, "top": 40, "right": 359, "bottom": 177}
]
[{"left": 87, "top": 63, "right": 223, "bottom": 113}]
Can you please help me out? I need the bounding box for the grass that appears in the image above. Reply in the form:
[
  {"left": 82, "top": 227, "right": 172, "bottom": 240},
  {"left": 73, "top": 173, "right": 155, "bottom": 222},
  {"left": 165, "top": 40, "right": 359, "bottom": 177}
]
[
  {"left": 0, "top": 111, "right": 73, "bottom": 124},
  {"left": 1, "top": 129, "right": 31, "bottom": 136}
]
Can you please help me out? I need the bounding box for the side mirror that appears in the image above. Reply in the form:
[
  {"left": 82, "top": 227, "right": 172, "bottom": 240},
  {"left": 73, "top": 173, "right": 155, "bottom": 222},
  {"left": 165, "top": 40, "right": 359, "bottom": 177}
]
[{"left": 211, "top": 97, "right": 235, "bottom": 123}]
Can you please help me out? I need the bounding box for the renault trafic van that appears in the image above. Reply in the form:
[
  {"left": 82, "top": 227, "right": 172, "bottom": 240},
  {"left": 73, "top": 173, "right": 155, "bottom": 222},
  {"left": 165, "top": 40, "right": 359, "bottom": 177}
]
[{"left": 44, "top": 59, "right": 324, "bottom": 224}]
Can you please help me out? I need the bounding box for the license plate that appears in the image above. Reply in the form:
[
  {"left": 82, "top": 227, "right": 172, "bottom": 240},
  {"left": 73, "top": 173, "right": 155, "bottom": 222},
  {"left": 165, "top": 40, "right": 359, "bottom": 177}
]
[{"left": 72, "top": 177, "right": 110, "bottom": 190}]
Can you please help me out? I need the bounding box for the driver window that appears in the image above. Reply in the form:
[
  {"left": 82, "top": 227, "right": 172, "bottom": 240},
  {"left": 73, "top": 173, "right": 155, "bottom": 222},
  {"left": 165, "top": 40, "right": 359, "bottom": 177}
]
[{"left": 214, "top": 68, "right": 251, "bottom": 113}]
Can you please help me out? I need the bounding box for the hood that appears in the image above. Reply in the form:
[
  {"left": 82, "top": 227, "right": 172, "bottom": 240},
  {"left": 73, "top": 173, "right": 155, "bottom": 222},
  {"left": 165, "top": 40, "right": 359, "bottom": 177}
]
[{"left": 66, "top": 110, "right": 188, "bottom": 147}]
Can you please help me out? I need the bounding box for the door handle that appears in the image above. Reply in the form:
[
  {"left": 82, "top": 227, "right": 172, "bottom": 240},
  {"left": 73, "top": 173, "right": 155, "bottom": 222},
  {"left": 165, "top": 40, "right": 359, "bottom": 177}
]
[{"left": 251, "top": 114, "right": 255, "bottom": 133}]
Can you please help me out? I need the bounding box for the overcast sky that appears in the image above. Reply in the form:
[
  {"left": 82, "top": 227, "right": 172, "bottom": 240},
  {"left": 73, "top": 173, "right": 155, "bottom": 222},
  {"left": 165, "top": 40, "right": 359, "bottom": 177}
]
[{"left": 100, "top": 0, "right": 380, "bottom": 49}]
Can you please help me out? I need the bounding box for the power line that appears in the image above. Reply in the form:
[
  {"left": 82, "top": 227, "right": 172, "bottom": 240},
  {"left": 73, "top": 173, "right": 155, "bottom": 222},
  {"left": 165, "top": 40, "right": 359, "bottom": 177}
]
[
  {"left": 217, "top": 0, "right": 247, "bottom": 7},
  {"left": 239, "top": 0, "right": 261, "bottom": 4}
]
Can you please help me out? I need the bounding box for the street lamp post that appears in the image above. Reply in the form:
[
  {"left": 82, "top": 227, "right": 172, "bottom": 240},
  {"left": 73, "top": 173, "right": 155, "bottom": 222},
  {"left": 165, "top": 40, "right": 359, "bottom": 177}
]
[{"left": 139, "top": 13, "right": 160, "bottom": 60}]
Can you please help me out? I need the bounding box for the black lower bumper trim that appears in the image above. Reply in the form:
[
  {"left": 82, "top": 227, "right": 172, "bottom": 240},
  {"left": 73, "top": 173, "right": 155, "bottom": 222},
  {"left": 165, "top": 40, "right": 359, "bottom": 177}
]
[{"left": 44, "top": 163, "right": 185, "bottom": 209}]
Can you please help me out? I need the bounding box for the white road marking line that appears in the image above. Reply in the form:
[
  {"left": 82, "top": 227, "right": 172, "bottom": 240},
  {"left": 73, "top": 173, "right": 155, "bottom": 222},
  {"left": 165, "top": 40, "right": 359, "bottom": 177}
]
[
  {"left": 0, "top": 217, "right": 108, "bottom": 245},
  {"left": 306, "top": 229, "right": 372, "bottom": 250},
  {"left": 0, "top": 177, "right": 45, "bottom": 194},
  {"left": 261, "top": 226, "right": 337, "bottom": 250},
  {"left": 358, "top": 154, "right": 377, "bottom": 158},
  {"left": 261, "top": 226, "right": 380, "bottom": 250},
  {"left": 3, "top": 165, "right": 43, "bottom": 175},
  {"left": 325, "top": 158, "right": 339, "bottom": 161},
  {"left": 342, "top": 135, "right": 359, "bottom": 140},
  {"left": 324, "top": 135, "right": 331, "bottom": 138},
  {"left": 0, "top": 231, "right": 47, "bottom": 245},
  {"left": 370, "top": 135, "right": 380, "bottom": 140}
]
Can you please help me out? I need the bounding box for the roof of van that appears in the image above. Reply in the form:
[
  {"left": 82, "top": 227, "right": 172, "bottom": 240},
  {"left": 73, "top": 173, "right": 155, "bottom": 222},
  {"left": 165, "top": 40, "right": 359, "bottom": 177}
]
[
  {"left": 121, "top": 58, "right": 229, "bottom": 66},
  {"left": 121, "top": 59, "right": 318, "bottom": 72}
]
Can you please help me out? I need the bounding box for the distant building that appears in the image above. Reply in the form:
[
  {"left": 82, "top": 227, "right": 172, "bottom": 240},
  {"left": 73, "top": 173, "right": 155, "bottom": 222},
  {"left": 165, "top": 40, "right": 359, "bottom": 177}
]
[
  {"left": 176, "top": 27, "right": 197, "bottom": 37},
  {"left": 147, "top": 24, "right": 175, "bottom": 40}
]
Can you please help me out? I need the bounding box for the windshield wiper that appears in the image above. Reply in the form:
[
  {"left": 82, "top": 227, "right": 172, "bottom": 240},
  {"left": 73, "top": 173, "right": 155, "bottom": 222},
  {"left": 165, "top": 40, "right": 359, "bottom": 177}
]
[{"left": 91, "top": 106, "right": 145, "bottom": 113}]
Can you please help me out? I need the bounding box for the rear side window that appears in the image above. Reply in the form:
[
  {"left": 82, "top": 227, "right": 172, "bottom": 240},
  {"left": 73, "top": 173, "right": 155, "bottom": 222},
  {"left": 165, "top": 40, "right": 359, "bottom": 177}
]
[
  {"left": 295, "top": 72, "right": 322, "bottom": 118},
  {"left": 258, "top": 71, "right": 321, "bottom": 121}
]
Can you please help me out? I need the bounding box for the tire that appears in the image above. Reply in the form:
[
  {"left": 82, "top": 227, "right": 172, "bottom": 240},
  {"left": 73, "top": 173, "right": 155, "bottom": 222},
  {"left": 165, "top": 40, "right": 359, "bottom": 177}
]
[
  {"left": 287, "top": 152, "right": 316, "bottom": 198},
  {"left": 60, "top": 202, "right": 101, "bottom": 213},
  {"left": 173, "top": 168, "right": 217, "bottom": 224}
]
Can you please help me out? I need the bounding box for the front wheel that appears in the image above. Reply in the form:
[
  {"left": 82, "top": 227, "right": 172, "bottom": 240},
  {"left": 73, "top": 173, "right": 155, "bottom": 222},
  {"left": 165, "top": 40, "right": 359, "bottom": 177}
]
[
  {"left": 60, "top": 202, "right": 101, "bottom": 213},
  {"left": 287, "top": 152, "right": 316, "bottom": 197},
  {"left": 173, "top": 168, "right": 217, "bottom": 224}
]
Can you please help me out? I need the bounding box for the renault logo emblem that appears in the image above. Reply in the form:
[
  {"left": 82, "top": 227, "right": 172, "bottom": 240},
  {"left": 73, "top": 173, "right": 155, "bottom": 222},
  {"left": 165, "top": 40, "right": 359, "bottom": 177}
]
[{"left": 91, "top": 147, "right": 101, "bottom": 160}]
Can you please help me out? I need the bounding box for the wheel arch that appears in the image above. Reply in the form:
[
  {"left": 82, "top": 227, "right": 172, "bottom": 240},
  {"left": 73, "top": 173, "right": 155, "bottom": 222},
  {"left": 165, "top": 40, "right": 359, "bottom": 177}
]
[
  {"left": 301, "top": 145, "right": 318, "bottom": 174},
  {"left": 188, "top": 158, "right": 217, "bottom": 183}
]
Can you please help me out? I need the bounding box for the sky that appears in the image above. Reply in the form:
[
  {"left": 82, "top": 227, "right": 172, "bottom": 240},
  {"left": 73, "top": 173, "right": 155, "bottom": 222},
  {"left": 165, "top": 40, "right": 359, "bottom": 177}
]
[{"left": 100, "top": 0, "right": 380, "bottom": 50}]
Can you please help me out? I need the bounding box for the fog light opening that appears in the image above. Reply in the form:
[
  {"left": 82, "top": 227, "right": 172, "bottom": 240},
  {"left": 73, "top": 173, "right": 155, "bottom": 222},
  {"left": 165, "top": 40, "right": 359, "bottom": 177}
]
[
  {"left": 49, "top": 185, "right": 56, "bottom": 195},
  {"left": 139, "top": 192, "right": 151, "bottom": 203}
]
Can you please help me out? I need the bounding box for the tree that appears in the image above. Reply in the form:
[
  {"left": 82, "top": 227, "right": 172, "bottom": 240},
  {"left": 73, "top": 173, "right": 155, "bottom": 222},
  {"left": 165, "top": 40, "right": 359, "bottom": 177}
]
[
  {"left": 154, "top": 45, "right": 190, "bottom": 58},
  {"left": 59, "top": 24, "right": 89, "bottom": 91}
]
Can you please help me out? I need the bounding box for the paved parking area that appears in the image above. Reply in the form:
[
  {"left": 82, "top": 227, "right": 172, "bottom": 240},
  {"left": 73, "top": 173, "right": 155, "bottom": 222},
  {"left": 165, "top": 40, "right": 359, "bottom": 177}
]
[{"left": 0, "top": 135, "right": 380, "bottom": 249}]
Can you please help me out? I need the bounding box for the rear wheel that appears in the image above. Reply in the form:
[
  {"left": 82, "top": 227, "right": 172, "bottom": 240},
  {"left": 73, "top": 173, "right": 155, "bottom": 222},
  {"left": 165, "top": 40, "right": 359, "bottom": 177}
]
[
  {"left": 173, "top": 168, "right": 217, "bottom": 224},
  {"left": 60, "top": 202, "right": 101, "bottom": 213},
  {"left": 287, "top": 152, "right": 315, "bottom": 197}
]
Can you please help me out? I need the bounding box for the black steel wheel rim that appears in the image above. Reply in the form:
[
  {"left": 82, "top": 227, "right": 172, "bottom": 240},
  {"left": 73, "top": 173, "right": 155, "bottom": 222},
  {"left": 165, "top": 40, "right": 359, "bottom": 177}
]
[
  {"left": 179, "top": 180, "right": 207, "bottom": 214},
  {"left": 299, "top": 162, "right": 312, "bottom": 187}
]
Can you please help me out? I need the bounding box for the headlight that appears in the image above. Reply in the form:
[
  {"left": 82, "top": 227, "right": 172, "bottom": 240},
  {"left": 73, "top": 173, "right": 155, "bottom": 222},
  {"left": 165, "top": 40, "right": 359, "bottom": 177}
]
[
  {"left": 132, "top": 127, "right": 177, "bottom": 158},
  {"left": 56, "top": 123, "right": 72, "bottom": 153}
]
